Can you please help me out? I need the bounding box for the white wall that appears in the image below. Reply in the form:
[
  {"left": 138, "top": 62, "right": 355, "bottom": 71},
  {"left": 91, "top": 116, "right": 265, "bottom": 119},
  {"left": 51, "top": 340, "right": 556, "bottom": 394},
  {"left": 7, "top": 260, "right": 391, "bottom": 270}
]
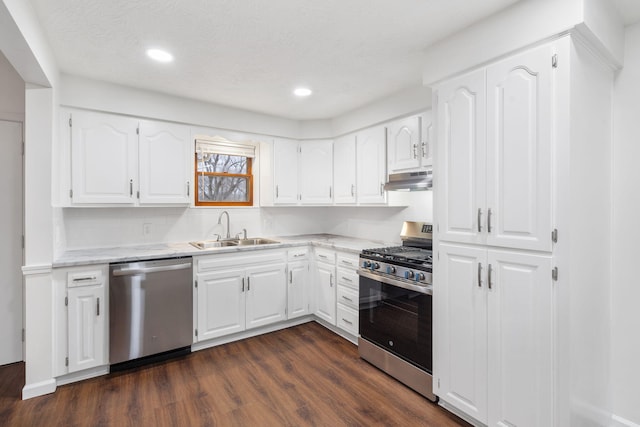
[
  {"left": 0, "top": 51, "right": 24, "bottom": 121},
  {"left": 611, "top": 22, "right": 640, "bottom": 427}
]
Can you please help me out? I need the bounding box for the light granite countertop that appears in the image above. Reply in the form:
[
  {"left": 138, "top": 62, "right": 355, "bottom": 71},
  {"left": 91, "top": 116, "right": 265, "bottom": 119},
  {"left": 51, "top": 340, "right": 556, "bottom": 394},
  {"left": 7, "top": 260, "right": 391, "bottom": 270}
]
[{"left": 53, "top": 234, "right": 394, "bottom": 268}]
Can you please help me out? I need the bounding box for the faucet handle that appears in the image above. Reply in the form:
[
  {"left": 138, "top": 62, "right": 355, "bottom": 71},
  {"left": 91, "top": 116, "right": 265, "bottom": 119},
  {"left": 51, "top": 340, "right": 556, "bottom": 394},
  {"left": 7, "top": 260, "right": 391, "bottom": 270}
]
[
  {"left": 235, "top": 229, "right": 248, "bottom": 240},
  {"left": 212, "top": 233, "right": 221, "bottom": 241}
]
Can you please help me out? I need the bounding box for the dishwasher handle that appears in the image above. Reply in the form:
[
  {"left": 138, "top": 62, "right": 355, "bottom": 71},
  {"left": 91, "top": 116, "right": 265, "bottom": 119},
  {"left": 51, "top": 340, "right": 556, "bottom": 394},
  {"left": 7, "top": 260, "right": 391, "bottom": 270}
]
[{"left": 112, "top": 262, "right": 192, "bottom": 276}]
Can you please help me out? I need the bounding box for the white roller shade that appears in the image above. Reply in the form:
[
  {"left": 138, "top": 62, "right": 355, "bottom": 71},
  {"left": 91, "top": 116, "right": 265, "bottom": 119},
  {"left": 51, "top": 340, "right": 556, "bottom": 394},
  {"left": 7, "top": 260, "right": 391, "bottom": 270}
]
[{"left": 195, "top": 136, "right": 255, "bottom": 158}]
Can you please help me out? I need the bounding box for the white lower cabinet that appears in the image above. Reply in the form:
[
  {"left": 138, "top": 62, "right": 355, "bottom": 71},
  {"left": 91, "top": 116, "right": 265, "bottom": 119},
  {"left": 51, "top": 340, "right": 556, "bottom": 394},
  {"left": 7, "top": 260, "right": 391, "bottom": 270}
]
[
  {"left": 335, "top": 251, "right": 359, "bottom": 336},
  {"left": 53, "top": 265, "right": 108, "bottom": 377},
  {"left": 435, "top": 243, "right": 552, "bottom": 426},
  {"left": 287, "top": 247, "right": 310, "bottom": 319},
  {"left": 314, "top": 249, "right": 336, "bottom": 325},
  {"left": 195, "top": 250, "right": 287, "bottom": 342}
]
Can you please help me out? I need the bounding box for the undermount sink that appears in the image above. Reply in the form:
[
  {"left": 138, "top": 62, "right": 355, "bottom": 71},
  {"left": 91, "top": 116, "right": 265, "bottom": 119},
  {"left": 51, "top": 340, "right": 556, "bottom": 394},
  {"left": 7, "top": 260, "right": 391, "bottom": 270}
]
[{"left": 189, "top": 238, "right": 279, "bottom": 249}]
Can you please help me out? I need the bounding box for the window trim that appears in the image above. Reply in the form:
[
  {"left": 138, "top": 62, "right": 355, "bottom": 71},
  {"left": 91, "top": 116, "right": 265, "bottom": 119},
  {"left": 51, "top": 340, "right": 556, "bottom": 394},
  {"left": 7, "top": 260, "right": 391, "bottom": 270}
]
[{"left": 194, "top": 155, "right": 254, "bottom": 207}]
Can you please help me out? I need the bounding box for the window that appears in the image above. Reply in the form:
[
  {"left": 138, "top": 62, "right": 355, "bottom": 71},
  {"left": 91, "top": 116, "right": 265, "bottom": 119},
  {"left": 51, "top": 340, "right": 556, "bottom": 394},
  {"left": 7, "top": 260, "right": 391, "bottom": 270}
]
[{"left": 195, "top": 137, "right": 255, "bottom": 206}]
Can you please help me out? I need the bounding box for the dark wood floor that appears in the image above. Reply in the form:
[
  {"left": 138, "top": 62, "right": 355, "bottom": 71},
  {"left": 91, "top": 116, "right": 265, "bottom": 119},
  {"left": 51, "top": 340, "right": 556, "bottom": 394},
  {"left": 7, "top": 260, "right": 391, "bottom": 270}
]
[{"left": 0, "top": 322, "right": 469, "bottom": 426}]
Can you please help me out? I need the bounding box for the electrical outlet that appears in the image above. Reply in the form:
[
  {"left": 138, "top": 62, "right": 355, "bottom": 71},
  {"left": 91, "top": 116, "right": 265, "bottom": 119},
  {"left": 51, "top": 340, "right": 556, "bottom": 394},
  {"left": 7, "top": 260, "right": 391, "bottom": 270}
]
[{"left": 143, "top": 223, "right": 152, "bottom": 236}]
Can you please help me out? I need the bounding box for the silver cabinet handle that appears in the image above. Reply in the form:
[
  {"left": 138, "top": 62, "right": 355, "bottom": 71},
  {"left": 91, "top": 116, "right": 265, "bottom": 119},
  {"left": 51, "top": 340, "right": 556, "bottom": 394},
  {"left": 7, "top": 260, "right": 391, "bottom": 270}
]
[
  {"left": 129, "top": 179, "right": 133, "bottom": 197},
  {"left": 289, "top": 270, "right": 293, "bottom": 283},
  {"left": 421, "top": 141, "right": 428, "bottom": 158},
  {"left": 488, "top": 208, "right": 493, "bottom": 233},
  {"left": 477, "top": 263, "right": 482, "bottom": 288},
  {"left": 380, "top": 183, "right": 384, "bottom": 195},
  {"left": 341, "top": 276, "right": 352, "bottom": 282},
  {"left": 186, "top": 181, "right": 190, "bottom": 196},
  {"left": 488, "top": 264, "right": 493, "bottom": 289},
  {"left": 341, "top": 295, "right": 353, "bottom": 302},
  {"left": 330, "top": 274, "right": 333, "bottom": 287},
  {"left": 276, "top": 185, "right": 279, "bottom": 198},
  {"left": 242, "top": 277, "right": 245, "bottom": 292},
  {"left": 477, "top": 208, "right": 482, "bottom": 233},
  {"left": 342, "top": 318, "right": 353, "bottom": 325},
  {"left": 413, "top": 143, "right": 418, "bottom": 159},
  {"left": 247, "top": 277, "right": 251, "bottom": 291},
  {"left": 293, "top": 253, "right": 305, "bottom": 258},
  {"left": 329, "top": 186, "right": 332, "bottom": 198},
  {"left": 351, "top": 184, "right": 355, "bottom": 197},
  {"left": 112, "top": 263, "right": 191, "bottom": 276},
  {"left": 72, "top": 276, "right": 96, "bottom": 283},
  {"left": 318, "top": 254, "right": 328, "bottom": 259},
  {"left": 96, "top": 297, "right": 100, "bottom": 316}
]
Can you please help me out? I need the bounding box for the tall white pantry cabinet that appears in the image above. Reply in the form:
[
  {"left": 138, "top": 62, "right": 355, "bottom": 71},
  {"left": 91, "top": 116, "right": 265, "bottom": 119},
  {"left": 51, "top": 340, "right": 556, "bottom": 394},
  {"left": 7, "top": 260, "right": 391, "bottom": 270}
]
[{"left": 432, "top": 35, "right": 614, "bottom": 427}]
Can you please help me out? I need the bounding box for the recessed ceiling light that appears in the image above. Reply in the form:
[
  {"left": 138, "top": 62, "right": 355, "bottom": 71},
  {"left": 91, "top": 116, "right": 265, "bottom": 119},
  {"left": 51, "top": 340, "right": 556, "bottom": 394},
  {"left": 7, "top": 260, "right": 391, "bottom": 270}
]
[
  {"left": 294, "top": 87, "right": 312, "bottom": 97},
  {"left": 146, "top": 48, "right": 174, "bottom": 63}
]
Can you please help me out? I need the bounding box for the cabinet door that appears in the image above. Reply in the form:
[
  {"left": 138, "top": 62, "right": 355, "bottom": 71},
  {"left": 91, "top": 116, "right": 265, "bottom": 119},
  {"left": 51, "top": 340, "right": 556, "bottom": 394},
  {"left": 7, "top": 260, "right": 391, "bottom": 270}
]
[
  {"left": 314, "top": 261, "right": 336, "bottom": 325},
  {"left": 197, "top": 269, "right": 245, "bottom": 341},
  {"left": 287, "top": 261, "right": 309, "bottom": 319},
  {"left": 138, "top": 120, "right": 191, "bottom": 204},
  {"left": 387, "top": 115, "right": 422, "bottom": 173},
  {"left": 67, "top": 284, "right": 106, "bottom": 373},
  {"left": 435, "top": 243, "right": 488, "bottom": 424},
  {"left": 436, "top": 69, "right": 486, "bottom": 245},
  {"left": 300, "top": 140, "right": 333, "bottom": 204},
  {"left": 487, "top": 250, "right": 553, "bottom": 427},
  {"left": 356, "top": 126, "right": 387, "bottom": 204},
  {"left": 486, "top": 45, "right": 553, "bottom": 252},
  {"left": 70, "top": 111, "right": 138, "bottom": 204},
  {"left": 273, "top": 139, "right": 299, "bottom": 204},
  {"left": 246, "top": 263, "right": 287, "bottom": 329},
  {"left": 333, "top": 135, "right": 357, "bottom": 204}
]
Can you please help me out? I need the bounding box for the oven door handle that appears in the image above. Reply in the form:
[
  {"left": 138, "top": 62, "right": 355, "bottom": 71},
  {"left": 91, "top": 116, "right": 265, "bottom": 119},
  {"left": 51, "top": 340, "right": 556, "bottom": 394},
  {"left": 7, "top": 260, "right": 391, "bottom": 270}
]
[{"left": 358, "top": 269, "right": 433, "bottom": 295}]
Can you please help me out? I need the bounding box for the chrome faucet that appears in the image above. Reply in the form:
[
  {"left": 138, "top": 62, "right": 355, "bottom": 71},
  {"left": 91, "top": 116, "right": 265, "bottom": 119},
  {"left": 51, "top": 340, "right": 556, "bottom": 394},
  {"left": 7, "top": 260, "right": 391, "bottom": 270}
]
[
  {"left": 217, "top": 210, "right": 230, "bottom": 239},
  {"left": 236, "top": 228, "right": 247, "bottom": 240}
]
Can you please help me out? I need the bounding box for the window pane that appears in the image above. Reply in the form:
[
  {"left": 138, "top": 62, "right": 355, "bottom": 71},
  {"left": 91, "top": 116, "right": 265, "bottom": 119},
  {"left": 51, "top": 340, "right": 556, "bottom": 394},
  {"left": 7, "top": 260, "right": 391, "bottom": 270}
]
[
  {"left": 197, "top": 153, "right": 248, "bottom": 174},
  {"left": 198, "top": 175, "right": 249, "bottom": 202}
]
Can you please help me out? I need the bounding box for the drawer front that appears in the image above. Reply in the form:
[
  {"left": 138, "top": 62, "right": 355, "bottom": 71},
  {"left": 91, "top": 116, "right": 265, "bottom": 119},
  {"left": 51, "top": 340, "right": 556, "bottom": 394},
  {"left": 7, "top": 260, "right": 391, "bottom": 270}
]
[
  {"left": 287, "top": 246, "right": 309, "bottom": 261},
  {"left": 337, "top": 285, "right": 358, "bottom": 310},
  {"left": 315, "top": 248, "right": 335, "bottom": 265},
  {"left": 337, "top": 268, "right": 358, "bottom": 290},
  {"left": 336, "top": 253, "right": 359, "bottom": 270},
  {"left": 67, "top": 268, "right": 105, "bottom": 288},
  {"left": 197, "top": 249, "right": 286, "bottom": 272},
  {"left": 337, "top": 305, "right": 359, "bottom": 336}
]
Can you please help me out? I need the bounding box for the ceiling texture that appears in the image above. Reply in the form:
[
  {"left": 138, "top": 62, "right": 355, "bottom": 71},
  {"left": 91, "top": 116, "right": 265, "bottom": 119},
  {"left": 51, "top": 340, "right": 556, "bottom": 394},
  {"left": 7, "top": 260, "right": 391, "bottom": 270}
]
[{"left": 28, "top": 0, "right": 640, "bottom": 120}]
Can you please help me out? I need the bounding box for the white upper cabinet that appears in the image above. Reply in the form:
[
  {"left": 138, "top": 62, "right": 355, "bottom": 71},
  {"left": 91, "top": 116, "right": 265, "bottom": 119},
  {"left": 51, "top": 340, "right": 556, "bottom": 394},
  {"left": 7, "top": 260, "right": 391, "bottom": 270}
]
[
  {"left": 70, "top": 110, "right": 138, "bottom": 204},
  {"left": 387, "top": 112, "right": 432, "bottom": 173},
  {"left": 66, "top": 110, "right": 192, "bottom": 206},
  {"left": 333, "top": 134, "right": 357, "bottom": 204},
  {"left": 436, "top": 44, "right": 552, "bottom": 252},
  {"left": 485, "top": 47, "right": 553, "bottom": 252},
  {"left": 138, "top": 120, "right": 191, "bottom": 204},
  {"left": 356, "top": 125, "right": 387, "bottom": 204},
  {"left": 273, "top": 138, "right": 299, "bottom": 205},
  {"left": 299, "top": 140, "right": 333, "bottom": 204}
]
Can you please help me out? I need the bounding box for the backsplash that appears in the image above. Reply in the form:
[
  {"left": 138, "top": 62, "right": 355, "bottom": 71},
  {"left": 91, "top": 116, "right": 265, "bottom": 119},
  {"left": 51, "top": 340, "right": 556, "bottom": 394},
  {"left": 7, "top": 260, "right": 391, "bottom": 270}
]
[{"left": 57, "top": 192, "right": 432, "bottom": 254}]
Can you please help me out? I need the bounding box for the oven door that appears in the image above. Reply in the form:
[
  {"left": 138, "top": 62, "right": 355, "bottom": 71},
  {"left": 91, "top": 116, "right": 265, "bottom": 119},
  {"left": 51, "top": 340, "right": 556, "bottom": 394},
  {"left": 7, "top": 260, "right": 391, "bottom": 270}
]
[{"left": 359, "top": 270, "right": 432, "bottom": 373}]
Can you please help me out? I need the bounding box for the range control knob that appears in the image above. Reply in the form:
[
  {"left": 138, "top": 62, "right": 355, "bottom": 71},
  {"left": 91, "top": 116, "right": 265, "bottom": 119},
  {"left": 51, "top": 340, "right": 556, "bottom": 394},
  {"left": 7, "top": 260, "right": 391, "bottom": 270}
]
[
  {"left": 404, "top": 270, "right": 415, "bottom": 279},
  {"left": 362, "top": 260, "right": 371, "bottom": 268},
  {"left": 415, "top": 272, "right": 426, "bottom": 281},
  {"left": 370, "top": 262, "right": 380, "bottom": 271},
  {"left": 386, "top": 265, "right": 396, "bottom": 274}
]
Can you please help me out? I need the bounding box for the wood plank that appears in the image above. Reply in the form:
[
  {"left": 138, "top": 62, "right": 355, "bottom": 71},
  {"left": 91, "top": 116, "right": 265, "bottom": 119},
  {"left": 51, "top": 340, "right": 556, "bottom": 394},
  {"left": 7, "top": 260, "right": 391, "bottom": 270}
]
[{"left": 0, "top": 323, "right": 470, "bottom": 426}]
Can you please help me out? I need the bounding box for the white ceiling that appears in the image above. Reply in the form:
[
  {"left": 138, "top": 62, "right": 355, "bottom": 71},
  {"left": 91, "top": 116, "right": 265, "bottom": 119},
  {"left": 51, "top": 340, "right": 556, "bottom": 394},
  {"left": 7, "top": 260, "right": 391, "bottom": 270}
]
[{"left": 29, "top": 0, "right": 524, "bottom": 120}]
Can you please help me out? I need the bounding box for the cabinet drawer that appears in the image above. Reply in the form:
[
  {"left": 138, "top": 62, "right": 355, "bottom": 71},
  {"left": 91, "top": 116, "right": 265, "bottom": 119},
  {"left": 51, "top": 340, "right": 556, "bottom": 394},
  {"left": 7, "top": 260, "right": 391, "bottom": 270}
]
[
  {"left": 336, "top": 253, "right": 359, "bottom": 270},
  {"left": 315, "top": 248, "right": 335, "bottom": 265},
  {"left": 197, "top": 249, "right": 286, "bottom": 272},
  {"left": 287, "top": 246, "right": 309, "bottom": 261},
  {"left": 337, "top": 305, "right": 358, "bottom": 336},
  {"left": 337, "top": 285, "right": 358, "bottom": 310},
  {"left": 337, "top": 268, "right": 358, "bottom": 290},
  {"left": 67, "top": 268, "right": 105, "bottom": 288}
]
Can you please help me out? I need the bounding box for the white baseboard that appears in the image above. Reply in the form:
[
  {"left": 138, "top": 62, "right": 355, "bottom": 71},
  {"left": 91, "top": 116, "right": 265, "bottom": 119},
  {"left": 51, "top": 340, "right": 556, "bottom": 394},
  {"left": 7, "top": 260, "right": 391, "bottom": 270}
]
[
  {"left": 56, "top": 365, "right": 110, "bottom": 387},
  {"left": 313, "top": 318, "right": 358, "bottom": 345},
  {"left": 438, "top": 400, "right": 484, "bottom": 427},
  {"left": 611, "top": 414, "right": 640, "bottom": 427},
  {"left": 22, "top": 378, "right": 56, "bottom": 400}
]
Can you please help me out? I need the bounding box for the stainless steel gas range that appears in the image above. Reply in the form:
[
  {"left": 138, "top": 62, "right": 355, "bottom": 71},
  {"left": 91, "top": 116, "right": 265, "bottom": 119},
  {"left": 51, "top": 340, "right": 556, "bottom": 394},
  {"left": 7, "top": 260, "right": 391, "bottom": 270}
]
[{"left": 358, "top": 221, "right": 436, "bottom": 401}]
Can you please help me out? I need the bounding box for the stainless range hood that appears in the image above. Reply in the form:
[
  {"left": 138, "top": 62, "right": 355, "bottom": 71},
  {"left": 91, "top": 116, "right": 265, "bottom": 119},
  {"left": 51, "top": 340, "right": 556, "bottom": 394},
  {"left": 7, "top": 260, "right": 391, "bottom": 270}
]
[{"left": 383, "top": 170, "right": 432, "bottom": 191}]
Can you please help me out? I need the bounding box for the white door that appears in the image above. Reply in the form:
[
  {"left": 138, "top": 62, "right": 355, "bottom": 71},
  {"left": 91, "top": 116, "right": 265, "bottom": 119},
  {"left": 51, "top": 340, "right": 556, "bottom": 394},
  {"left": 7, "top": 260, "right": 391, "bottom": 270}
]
[
  {"left": 485, "top": 45, "right": 553, "bottom": 252},
  {"left": 487, "top": 250, "right": 553, "bottom": 427},
  {"left": 70, "top": 111, "right": 138, "bottom": 204},
  {"left": 314, "top": 261, "right": 336, "bottom": 324},
  {"left": 299, "top": 140, "right": 333, "bottom": 204},
  {"left": 333, "top": 134, "right": 357, "bottom": 204},
  {"left": 436, "top": 69, "right": 487, "bottom": 245},
  {"left": 197, "top": 269, "right": 245, "bottom": 341},
  {"left": 273, "top": 139, "right": 299, "bottom": 204},
  {"left": 356, "top": 126, "right": 387, "bottom": 204},
  {"left": 245, "top": 263, "right": 287, "bottom": 329},
  {"left": 436, "top": 243, "right": 488, "bottom": 424},
  {"left": 287, "top": 261, "right": 309, "bottom": 319},
  {"left": 67, "top": 284, "right": 105, "bottom": 373},
  {"left": 138, "top": 120, "right": 191, "bottom": 204},
  {"left": 0, "top": 120, "right": 23, "bottom": 365},
  {"left": 387, "top": 115, "right": 421, "bottom": 173}
]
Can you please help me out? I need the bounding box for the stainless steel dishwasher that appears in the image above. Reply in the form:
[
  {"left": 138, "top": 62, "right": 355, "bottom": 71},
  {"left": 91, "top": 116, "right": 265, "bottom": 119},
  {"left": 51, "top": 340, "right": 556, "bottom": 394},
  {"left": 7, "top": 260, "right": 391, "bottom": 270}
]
[{"left": 109, "top": 257, "right": 193, "bottom": 369}]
